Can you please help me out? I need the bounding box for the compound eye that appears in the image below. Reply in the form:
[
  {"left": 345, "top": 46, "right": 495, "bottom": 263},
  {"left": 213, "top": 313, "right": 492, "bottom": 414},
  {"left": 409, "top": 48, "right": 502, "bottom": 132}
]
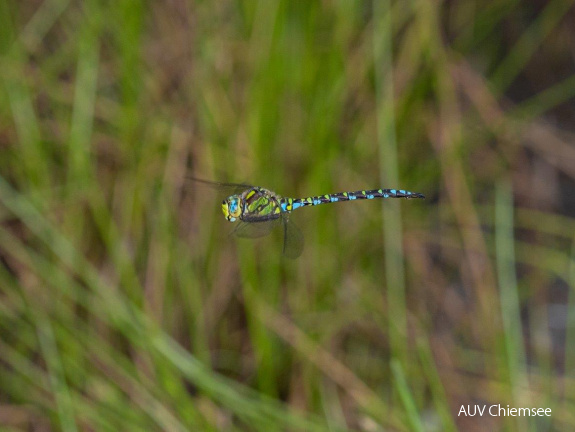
[
  {"left": 234, "top": 199, "right": 243, "bottom": 216},
  {"left": 222, "top": 196, "right": 242, "bottom": 221},
  {"left": 227, "top": 197, "right": 241, "bottom": 218}
]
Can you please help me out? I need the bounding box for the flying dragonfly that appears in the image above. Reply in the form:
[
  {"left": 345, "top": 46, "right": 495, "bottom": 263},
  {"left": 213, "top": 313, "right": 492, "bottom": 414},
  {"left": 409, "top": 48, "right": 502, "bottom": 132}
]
[{"left": 192, "top": 178, "right": 424, "bottom": 258}]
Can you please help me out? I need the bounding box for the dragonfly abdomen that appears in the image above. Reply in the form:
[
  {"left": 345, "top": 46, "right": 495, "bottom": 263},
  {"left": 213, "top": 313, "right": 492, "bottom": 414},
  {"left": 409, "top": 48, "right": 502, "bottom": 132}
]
[{"left": 280, "top": 188, "right": 424, "bottom": 212}]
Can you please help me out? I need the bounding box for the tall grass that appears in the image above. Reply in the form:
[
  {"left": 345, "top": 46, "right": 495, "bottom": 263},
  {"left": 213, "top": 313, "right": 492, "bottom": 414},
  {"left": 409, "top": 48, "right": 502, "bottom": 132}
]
[{"left": 1, "top": 1, "right": 575, "bottom": 430}]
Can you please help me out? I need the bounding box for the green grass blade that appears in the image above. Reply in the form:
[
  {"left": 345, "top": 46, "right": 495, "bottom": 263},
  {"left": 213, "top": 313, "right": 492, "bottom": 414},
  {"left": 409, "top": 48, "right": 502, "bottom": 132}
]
[{"left": 374, "top": 0, "right": 408, "bottom": 366}]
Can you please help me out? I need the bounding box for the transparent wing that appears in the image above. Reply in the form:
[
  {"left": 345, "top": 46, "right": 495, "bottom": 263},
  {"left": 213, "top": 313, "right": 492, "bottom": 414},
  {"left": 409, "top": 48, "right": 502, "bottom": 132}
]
[
  {"left": 231, "top": 216, "right": 304, "bottom": 258},
  {"left": 282, "top": 217, "right": 304, "bottom": 259},
  {"left": 232, "top": 219, "right": 278, "bottom": 239},
  {"left": 187, "top": 176, "right": 254, "bottom": 196}
]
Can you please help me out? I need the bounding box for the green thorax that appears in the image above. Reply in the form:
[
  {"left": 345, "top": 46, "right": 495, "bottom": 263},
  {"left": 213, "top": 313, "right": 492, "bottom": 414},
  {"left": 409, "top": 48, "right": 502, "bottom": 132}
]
[{"left": 240, "top": 187, "right": 283, "bottom": 221}]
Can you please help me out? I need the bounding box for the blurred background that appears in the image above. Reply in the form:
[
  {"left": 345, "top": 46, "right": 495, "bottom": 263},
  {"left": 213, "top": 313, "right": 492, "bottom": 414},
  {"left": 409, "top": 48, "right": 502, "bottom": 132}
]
[{"left": 1, "top": 0, "right": 575, "bottom": 431}]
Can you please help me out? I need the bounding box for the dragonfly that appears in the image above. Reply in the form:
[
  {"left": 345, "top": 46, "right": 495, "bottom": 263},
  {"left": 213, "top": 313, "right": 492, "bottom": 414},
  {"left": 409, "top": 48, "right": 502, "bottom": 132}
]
[{"left": 192, "top": 178, "right": 424, "bottom": 258}]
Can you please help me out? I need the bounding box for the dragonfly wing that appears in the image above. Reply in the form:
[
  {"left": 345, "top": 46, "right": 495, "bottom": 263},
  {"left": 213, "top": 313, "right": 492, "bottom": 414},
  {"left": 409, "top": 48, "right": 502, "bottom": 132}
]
[
  {"left": 187, "top": 177, "right": 254, "bottom": 196},
  {"left": 232, "top": 219, "right": 277, "bottom": 239},
  {"left": 282, "top": 217, "right": 304, "bottom": 259}
]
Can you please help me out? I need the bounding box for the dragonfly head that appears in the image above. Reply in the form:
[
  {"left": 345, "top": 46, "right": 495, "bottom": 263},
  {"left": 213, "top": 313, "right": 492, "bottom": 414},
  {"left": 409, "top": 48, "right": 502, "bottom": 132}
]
[{"left": 222, "top": 195, "right": 242, "bottom": 222}]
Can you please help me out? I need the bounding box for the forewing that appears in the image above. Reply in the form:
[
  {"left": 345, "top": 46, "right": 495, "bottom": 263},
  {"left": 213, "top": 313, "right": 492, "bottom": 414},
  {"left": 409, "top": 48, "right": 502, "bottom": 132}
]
[
  {"left": 187, "top": 176, "right": 254, "bottom": 196},
  {"left": 228, "top": 214, "right": 304, "bottom": 258},
  {"left": 231, "top": 219, "right": 278, "bottom": 239}
]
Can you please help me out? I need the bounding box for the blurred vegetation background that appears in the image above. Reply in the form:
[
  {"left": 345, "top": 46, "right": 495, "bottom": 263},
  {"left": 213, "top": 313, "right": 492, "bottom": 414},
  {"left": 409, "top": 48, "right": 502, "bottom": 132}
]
[{"left": 1, "top": 0, "right": 575, "bottom": 431}]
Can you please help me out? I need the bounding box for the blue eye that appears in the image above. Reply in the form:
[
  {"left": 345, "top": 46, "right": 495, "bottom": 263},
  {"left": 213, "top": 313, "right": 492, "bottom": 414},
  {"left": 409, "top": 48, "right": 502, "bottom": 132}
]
[{"left": 230, "top": 199, "right": 238, "bottom": 213}]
